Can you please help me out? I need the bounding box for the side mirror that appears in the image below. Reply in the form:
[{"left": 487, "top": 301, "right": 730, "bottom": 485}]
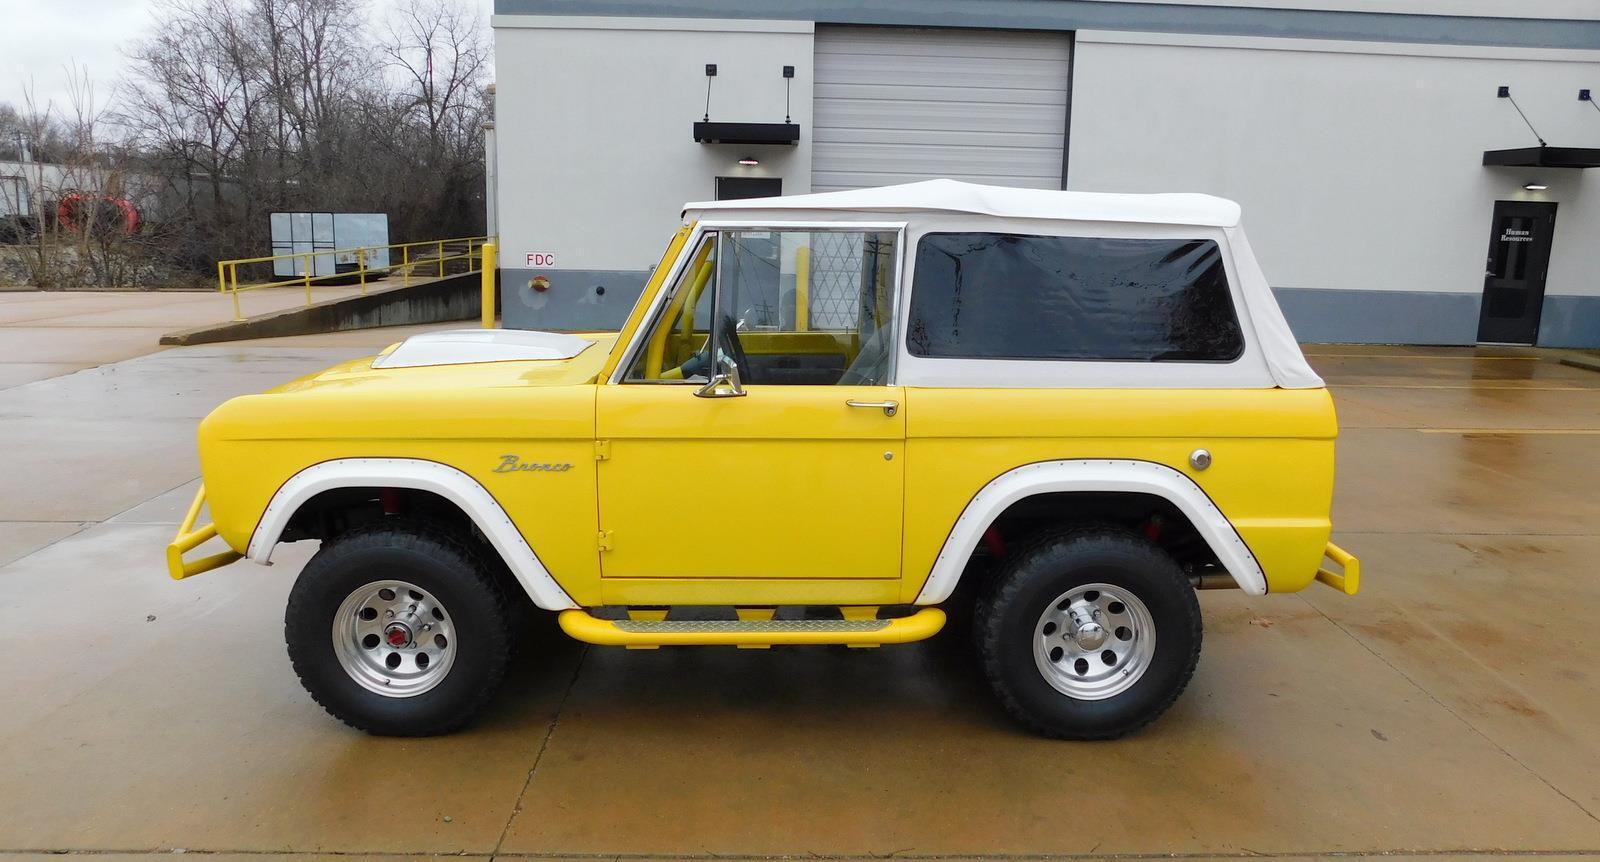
[{"left": 694, "top": 355, "right": 746, "bottom": 398}]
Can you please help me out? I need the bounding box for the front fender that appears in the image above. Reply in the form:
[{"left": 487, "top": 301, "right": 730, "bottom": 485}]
[{"left": 248, "top": 458, "right": 578, "bottom": 610}]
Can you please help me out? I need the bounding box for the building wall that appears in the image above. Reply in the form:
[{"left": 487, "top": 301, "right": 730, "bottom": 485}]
[
  {"left": 492, "top": 15, "right": 814, "bottom": 329},
  {"left": 491, "top": 1, "right": 1600, "bottom": 345},
  {"left": 1067, "top": 32, "right": 1600, "bottom": 346}
]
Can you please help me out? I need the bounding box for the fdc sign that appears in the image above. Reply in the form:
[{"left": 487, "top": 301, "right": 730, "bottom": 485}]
[{"left": 526, "top": 252, "right": 556, "bottom": 267}]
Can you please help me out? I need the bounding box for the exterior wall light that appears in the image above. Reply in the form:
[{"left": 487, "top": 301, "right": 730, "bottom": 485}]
[
  {"left": 738, "top": 157, "right": 760, "bottom": 166},
  {"left": 1524, "top": 183, "right": 1549, "bottom": 191}
]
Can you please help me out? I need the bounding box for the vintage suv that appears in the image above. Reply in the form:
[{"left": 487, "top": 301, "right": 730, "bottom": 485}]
[{"left": 169, "top": 180, "right": 1358, "bottom": 738}]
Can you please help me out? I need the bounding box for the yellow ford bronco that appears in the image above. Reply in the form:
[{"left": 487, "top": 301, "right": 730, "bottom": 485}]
[{"left": 171, "top": 180, "right": 1358, "bottom": 738}]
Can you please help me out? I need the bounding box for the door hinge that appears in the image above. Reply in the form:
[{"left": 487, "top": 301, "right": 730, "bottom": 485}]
[
  {"left": 594, "top": 440, "right": 611, "bottom": 461},
  {"left": 597, "top": 530, "right": 614, "bottom": 551}
]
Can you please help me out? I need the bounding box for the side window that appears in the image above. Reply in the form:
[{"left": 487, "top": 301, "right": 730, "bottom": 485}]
[
  {"left": 714, "top": 229, "right": 899, "bottom": 385},
  {"left": 906, "top": 233, "right": 1245, "bottom": 362},
  {"left": 624, "top": 236, "right": 718, "bottom": 382}
]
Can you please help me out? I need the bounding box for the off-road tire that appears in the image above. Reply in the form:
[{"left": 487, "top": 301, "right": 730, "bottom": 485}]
[
  {"left": 285, "top": 521, "right": 512, "bottom": 736},
  {"left": 974, "top": 526, "right": 1201, "bottom": 739}
]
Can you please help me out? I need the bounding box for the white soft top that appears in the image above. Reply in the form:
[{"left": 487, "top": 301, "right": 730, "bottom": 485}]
[
  {"left": 682, "top": 179, "right": 1321, "bottom": 390},
  {"left": 686, "top": 178, "right": 1241, "bottom": 227}
]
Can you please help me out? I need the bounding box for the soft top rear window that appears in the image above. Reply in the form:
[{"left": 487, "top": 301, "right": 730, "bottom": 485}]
[{"left": 906, "top": 233, "right": 1245, "bottom": 362}]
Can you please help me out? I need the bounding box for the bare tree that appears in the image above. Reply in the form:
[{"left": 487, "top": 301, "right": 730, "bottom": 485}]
[
  {"left": 9, "top": 0, "right": 490, "bottom": 288},
  {"left": 14, "top": 84, "right": 64, "bottom": 288}
]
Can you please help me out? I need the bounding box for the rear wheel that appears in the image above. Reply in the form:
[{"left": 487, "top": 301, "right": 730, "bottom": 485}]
[
  {"left": 285, "top": 522, "right": 512, "bottom": 736},
  {"left": 974, "top": 526, "right": 1201, "bottom": 739}
]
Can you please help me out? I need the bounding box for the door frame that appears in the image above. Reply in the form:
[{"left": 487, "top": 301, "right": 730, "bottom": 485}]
[
  {"left": 1477, "top": 199, "right": 1557, "bottom": 345},
  {"left": 607, "top": 220, "right": 911, "bottom": 386}
]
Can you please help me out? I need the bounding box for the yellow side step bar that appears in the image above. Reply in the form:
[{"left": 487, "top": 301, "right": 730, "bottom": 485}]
[
  {"left": 167, "top": 485, "right": 244, "bottom": 580},
  {"left": 559, "top": 607, "right": 946, "bottom": 648},
  {"left": 1315, "top": 541, "right": 1361, "bottom": 595}
]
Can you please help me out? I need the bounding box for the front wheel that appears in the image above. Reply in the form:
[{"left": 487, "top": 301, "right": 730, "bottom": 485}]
[
  {"left": 974, "top": 527, "right": 1201, "bottom": 739},
  {"left": 285, "top": 522, "right": 513, "bottom": 736}
]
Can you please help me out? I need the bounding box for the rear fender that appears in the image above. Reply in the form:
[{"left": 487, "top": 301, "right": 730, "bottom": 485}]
[{"left": 912, "top": 459, "right": 1267, "bottom": 604}]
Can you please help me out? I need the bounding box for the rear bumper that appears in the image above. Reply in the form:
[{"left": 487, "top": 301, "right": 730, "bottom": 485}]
[
  {"left": 166, "top": 484, "right": 244, "bottom": 580},
  {"left": 1314, "top": 541, "right": 1360, "bottom": 595}
]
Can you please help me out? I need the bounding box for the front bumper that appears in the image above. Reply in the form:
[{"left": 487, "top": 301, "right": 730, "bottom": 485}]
[{"left": 166, "top": 484, "right": 244, "bottom": 580}]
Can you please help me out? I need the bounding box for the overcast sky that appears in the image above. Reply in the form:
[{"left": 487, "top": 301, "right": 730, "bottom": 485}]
[{"left": 0, "top": 0, "right": 495, "bottom": 118}]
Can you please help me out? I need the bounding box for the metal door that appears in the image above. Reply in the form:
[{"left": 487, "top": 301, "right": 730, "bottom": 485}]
[
  {"left": 1477, "top": 200, "right": 1557, "bottom": 345},
  {"left": 812, "top": 26, "right": 1071, "bottom": 192}
]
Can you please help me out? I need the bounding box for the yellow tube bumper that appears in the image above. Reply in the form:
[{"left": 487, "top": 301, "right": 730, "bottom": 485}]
[
  {"left": 166, "top": 484, "right": 244, "bottom": 580},
  {"left": 1314, "top": 541, "right": 1360, "bottom": 595},
  {"left": 558, "top": 607, "right": 947, "bottom": 648}
]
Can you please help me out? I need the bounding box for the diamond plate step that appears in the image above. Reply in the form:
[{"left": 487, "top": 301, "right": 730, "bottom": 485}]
[{"left": 558, "top": 607, "right": 945, "bottom": 647}]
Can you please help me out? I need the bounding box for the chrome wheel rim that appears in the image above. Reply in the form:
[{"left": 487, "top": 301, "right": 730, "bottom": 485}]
[
  {"left": 332, "top": 579, "right": 456, "bottom": 697},
  {"left": 1033, "top": 582, "right": 1156, "bottom": 700}
]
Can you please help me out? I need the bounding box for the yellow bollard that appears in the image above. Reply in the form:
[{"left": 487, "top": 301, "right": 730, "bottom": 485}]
[
  {"left": 437, "top": 241, "right": 444, "bottom": 278},
  {"left": 303, "top": 253, "right": 313, "bottom": 304},
  {"left": 402, "top": 245, "right": 410, "bottom": 286},
  {"left": 230, "top": 264, "right": 242, "bottom": 321},
  {"left": 481, "top": 242, "right": 497, "bottom": 328}
]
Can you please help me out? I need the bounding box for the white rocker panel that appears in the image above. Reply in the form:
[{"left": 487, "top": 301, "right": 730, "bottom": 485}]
[
  {"left": 913, "top": 459, "right": 1268, "bottom": 604},
  {"left": 247, "top": 458, "right": 578, "bottom": 610}
]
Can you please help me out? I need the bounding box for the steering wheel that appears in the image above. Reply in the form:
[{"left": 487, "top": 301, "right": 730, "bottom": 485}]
[{"left": 718, "top": 314, "right": 753, "bottom": 384}]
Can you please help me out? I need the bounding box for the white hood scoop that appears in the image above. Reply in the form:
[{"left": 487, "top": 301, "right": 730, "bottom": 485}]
[{"left": 372, "top": 329, "right": 594, "bottom": 369}]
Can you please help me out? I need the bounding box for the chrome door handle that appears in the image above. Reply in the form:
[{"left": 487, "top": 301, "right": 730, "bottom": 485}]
[{"left": 846, "top": 399, "right": 899, "bottom": 417}]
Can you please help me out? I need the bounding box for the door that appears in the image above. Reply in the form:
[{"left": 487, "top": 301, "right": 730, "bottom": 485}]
[
  {"left": 1478, "top": 200, "right": 1556, "bottom": 344},
  {"left": 812, "top": 26, "right": 1071, "bottom": 192},
  {"left": 597, "top": 226, "right": 906, "bottom": 582},
  {"left": 715, "top": 176, "right": 781, "bottom": 200}
]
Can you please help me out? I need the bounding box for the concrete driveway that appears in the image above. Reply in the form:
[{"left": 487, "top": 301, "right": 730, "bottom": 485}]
[
  {"left": 1, "top": 319, "right": 1598, "bottom": 861},
  {"left": 0, "top": 288, "right": 370, "bottom": 389}
]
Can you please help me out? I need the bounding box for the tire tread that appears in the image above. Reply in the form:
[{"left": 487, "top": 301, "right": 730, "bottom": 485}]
[
  {"left": 973, "top": 524, "right": 1202, "bottom": 740},
  {"left": 284, "top": 519, "right": 512, "bottom": 736}
]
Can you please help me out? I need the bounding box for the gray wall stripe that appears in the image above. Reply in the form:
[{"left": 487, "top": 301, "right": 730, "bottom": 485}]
[
  {"left": 497, "top": 269, "right": 1600, "bottom": 348},
  {"left": 494, "top": 1, "right": 1600, "bottom": 50}
]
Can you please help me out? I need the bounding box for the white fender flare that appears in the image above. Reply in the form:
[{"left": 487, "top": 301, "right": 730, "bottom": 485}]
[
  {"left": 247, "top": 458, "right": 578, "bottom": 610},
  {"left": 913, "top": 459, "right": 1267, "bottom": 604}
]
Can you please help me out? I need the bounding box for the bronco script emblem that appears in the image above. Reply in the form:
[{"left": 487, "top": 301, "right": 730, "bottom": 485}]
[{"left": 494, "top": 455, "right": 574, "bottom": 473}]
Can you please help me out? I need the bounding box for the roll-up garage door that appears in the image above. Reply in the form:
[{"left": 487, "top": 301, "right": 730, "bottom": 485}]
[{"left": 812, "top": 26, "right": 1071, "bottom": 193}]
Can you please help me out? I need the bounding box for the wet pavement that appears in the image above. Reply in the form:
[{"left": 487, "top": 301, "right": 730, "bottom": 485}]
[
  {"left": 0, "top": 288, "right": 371, "bottom": 388},
  {"left": 2, "top": 316, "right": 1599, "bottom": 861}
]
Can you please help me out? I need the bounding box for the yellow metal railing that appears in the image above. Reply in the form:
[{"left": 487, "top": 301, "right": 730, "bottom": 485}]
[{"left": 216, "top": 235, "right": 492, "bottom": 321}]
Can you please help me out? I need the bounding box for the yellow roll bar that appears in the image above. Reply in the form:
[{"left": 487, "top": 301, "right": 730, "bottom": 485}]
[{"left": 644, "top": 240, "right": 714, "bottom": 378}]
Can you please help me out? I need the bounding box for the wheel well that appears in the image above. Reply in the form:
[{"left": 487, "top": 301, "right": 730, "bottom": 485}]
[
  {"left": 278, "top": 486, "right": 528, "bottom": 604},
  {"left": 281, "top": 486, "right": 474, "bottom": 544},
  {"left": 961, "top": 491, "right": 1224, "bottom": 588}
]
